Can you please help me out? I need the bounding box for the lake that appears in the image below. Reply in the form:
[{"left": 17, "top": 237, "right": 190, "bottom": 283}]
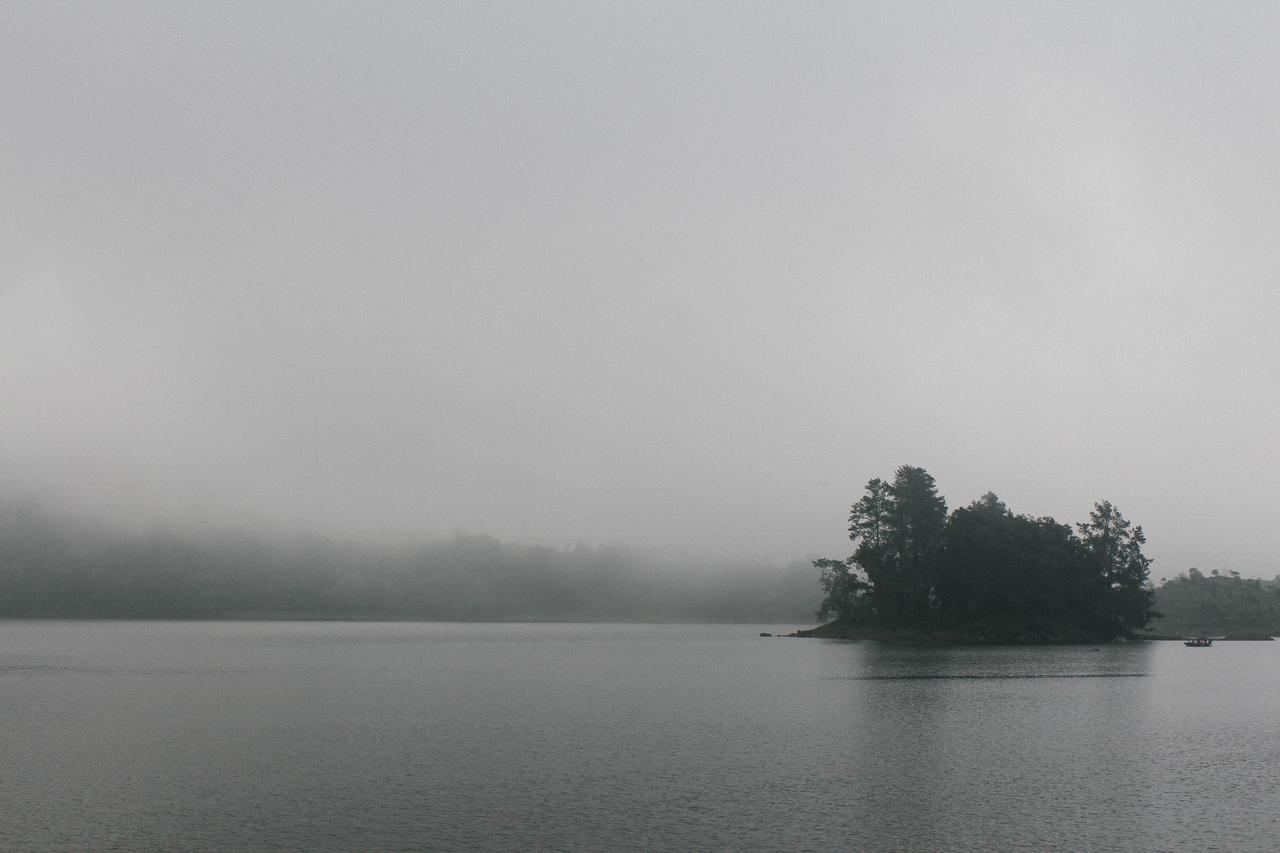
[{"left": 2, "top": 621, "right": 1276, "bottom": 851}]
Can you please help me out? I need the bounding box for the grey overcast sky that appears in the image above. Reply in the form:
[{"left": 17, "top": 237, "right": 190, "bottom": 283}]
[{"left": 2, "top": 2, "right": 1277, "bottom": 575}]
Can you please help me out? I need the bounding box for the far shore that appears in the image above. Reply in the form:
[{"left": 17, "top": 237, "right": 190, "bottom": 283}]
[{"left": 789, "top": 622, "right": 1276, "bottom": 645}]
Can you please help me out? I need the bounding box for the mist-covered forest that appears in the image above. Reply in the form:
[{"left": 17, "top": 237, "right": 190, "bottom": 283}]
[
  {"left": 7, "top": 496, "right": 1277, "bottom": 634},
  {"left": 1147, "top": 569, "right": 1280, "bottom": 638},
  {"left": 0, "top": 502, "right": 818, "bottom": 622}
]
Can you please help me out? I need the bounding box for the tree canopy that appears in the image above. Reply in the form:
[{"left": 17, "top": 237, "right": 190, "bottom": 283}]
[{"left": 816, "top": 465, "right": 1156, "bottom": 641}]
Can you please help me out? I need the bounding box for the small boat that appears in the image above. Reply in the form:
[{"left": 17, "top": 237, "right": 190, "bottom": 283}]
[{"left": 1183, "top": 636, "right": 1213, "bottom": 647}]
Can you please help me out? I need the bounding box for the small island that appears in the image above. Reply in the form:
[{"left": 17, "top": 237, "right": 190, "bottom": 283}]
[{"left": 800, "top": 465, "right": 1156, "bottom": 644}]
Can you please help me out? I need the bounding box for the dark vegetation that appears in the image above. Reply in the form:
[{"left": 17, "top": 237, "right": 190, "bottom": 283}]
[
  {"left": 0, "top": 502, "right": 818, "bottom": 622},
  {"left": 1146, "top": 569, "right": 1280, "bottom": 638},
  {"left": 810, "top": 465, "right": 1157, "bottom": 642}
]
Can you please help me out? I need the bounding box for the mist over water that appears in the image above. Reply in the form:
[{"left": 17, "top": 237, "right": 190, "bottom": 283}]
[{"left": 4, "top": 3, "right": 1280, "bottom": 572}]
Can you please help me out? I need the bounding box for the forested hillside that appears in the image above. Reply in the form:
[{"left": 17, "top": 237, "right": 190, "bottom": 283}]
[
  {"left": 1148, "top": 570, "right": 1280, "bottom": 638},
  {"left": 0, "top": 503, "right": 818, "bottom": 622}
]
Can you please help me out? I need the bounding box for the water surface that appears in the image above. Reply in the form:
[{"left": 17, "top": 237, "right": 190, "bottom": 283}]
[{"left": 2, "top": 622, "right": 1275, "bottom": 850}]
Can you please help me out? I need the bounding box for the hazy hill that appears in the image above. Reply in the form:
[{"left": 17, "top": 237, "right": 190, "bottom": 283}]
[
  {"left": 0, "top": 503, "right": 819, "bottom": 623},
  {"left": 1147, "top": 569, "right": 1280, "bottom": 638}
]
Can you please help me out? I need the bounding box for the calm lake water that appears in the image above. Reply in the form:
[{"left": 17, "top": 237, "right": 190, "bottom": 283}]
[{"left": 2, "top": 621, "right": 1277, "bottom": 851}]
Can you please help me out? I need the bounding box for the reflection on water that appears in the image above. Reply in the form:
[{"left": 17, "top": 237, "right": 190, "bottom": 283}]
[
  {"left": 0, "top": 622, "right": 1277, "bottom": 851},
  {"left": 830, "top": 643, "right": 1161, "bottom": 851}
]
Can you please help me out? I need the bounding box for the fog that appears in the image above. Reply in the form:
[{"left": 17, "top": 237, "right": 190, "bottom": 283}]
[
  {"left": 4, "top": 3, "right": 1277, "bottom": 575},
  {"left": 0, "top": 500, "right": 819, "bottom": 621}
]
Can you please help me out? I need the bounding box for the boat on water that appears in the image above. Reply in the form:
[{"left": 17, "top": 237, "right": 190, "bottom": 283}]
[{"left": 1184, "top": 636, "right": 1213, "bottom": 647}]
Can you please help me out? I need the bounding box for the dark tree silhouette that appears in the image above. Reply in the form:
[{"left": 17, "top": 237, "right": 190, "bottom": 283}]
[
  {"left": 816, "top": 467, "right": 1156, "bottom": 640},
  {"left": 1076, "top": 501, "right": 1156, "bottom": 635}
]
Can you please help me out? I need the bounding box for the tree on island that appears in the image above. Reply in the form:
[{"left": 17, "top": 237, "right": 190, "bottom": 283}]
[
  {"left": 1076, "top": 500, "right": 1155, "bottom": 635},
  {"left": 816, "top": 465, "right": 947, "bottom": 626},
  {"left": 815, "top": 465, "right": 1156, "bottom": 641}
]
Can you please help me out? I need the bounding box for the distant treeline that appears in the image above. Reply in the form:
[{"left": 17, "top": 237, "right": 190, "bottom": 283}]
[
  {"left": 1149, "top": 569, "right": 1280, "bottom": 638},
  {"left": 815, "top": 465, "right": 1156, "bottom": 641},
  {"left": 0, "top": 503, "right": 818, "bottom": 622}
]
